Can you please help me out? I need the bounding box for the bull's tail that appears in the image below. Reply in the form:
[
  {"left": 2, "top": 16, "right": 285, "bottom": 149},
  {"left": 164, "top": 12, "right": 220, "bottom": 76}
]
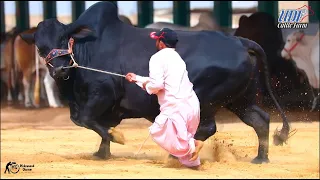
[{"left": 238, "top": 37, "right": 295, "bottom": 146}]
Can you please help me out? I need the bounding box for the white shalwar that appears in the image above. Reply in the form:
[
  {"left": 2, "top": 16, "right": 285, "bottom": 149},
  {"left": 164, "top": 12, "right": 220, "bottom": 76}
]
[{"left": 135, "top": 48, "right": 201, "bottom": 167}]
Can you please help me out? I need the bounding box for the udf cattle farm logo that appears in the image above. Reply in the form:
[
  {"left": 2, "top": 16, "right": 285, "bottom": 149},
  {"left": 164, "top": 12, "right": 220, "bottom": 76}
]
[
  {"left": 4, "top": 161, "right": 34, "bottom": 174},
  {"left": 277, "top": 5, "right": 315, "bottom": 29}
]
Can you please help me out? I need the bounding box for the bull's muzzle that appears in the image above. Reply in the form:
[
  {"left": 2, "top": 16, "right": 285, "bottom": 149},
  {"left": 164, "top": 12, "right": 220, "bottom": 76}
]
[{"left": 53, "top": 66, "right": 70, "bottom": 80}]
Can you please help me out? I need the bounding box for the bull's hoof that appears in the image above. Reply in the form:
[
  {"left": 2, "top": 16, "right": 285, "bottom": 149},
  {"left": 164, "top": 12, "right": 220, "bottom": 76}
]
[
  {"left": 93, "top": 151, "right": 111, "bottom": 159},
  {"left": 251, "top": 156, "right": 270, "bottom": 164},
  {"left": 108, "top": 127, "right": 125, "bottom": 145}
]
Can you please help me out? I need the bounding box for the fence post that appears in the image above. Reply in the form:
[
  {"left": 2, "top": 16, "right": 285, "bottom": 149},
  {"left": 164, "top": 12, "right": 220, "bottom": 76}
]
[
  {"left": 16, "top": 1, "right": 30, "bottom": 31},
  {"left": 138, "top": 1, "right": 153, "bottom": 27},
  {"left": 0, "top": 1, "right": 5, "bottom": 33},
  {"left": 43, "top": 1, "right": 57, "bottom": 20},
  {"left": 173, "top": 1, "right": 190, "bottom": 26},
  {"left": 72, "top": 1, "right": 85, "bottom": 22},
  {"left": 258, "top": 1, "right": 279, "bottom": 21},
  {"left": 308, "top": 1, "right": 319, "bottom": 23},
  {"left": 214, "top": 1, "right": 232, "bottom": 28}
]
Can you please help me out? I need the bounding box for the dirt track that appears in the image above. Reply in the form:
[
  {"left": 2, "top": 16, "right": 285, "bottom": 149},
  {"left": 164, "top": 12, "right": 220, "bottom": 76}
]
[{"left": 1, "top": 107, "right": 319, "bottom": 179}]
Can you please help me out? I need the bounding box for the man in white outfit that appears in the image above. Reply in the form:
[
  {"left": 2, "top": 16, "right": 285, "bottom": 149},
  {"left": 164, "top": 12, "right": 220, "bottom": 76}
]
[{"left": 125, "top": 28, "right": 204, "bottom": 169}]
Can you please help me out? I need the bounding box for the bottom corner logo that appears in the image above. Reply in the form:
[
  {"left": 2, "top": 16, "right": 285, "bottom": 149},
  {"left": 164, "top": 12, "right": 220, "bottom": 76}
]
[
  {"left": 4, "top": 161, "right": 20, "bottom": 174},
  {"left": 4, "top": 161, "right": 34, "bottom": 174}
]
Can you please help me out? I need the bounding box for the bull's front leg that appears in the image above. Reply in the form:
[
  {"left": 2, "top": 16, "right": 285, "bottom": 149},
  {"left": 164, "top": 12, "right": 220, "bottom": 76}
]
[
  {"left": 69, "top": 101, "right": 112, "bottom": 159},
  {"left": 76, "top": 102, "right": 124, "bottom": 159},
  {"left": 84, "top": 121, "right": 125, "bottom": 159},
  {"left": 74, "top": 81, "right": 126, "bottom": 159},
  {"left": 94, "top": 137, "right": 111, "bottom": 159},
  {"left": 92, "top": 126, "right": 125, "bottom": 159},
  {"left": 78, "top": 115, "right": 113, "bottom": 159}
]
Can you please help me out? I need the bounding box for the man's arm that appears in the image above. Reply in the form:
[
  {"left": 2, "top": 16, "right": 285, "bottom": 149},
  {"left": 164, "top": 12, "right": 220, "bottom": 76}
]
[
  {"left": 135, "top": 75, "right": 150, "bottom": 89},
  {"left": 144, "top": 56, "right": 166, "bottom": 95},
  {"left": 126, "top": 56, "right": 165, "bottom": 94}
]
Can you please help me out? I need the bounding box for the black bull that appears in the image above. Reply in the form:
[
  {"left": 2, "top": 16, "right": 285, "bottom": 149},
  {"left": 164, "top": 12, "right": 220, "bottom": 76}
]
[{"left": 20, "top": 2, "right": 292, "bottom": 164}]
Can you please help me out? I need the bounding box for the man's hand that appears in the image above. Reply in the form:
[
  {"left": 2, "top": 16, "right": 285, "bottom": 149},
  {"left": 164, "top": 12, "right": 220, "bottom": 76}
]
[{"left": 125, "top": 73, "right": 137, "bottom": 83}]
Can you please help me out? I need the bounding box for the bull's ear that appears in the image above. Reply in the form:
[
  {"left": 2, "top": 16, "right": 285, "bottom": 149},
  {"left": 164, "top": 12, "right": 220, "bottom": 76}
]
[
  {"left": 239, "top": 15, "right": 248, "bottom": 27},
  {"left": 67, "top": 26, "right": 96, "bottom": 40},
  {"left": 19, "top": 32, "right": 35, "bottom": 45}
]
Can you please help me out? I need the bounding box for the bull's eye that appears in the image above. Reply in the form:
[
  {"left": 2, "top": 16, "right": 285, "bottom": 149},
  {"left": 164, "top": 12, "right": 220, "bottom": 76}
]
[{"left": 287, "top": 39, "right": 291, "bottom": 42}]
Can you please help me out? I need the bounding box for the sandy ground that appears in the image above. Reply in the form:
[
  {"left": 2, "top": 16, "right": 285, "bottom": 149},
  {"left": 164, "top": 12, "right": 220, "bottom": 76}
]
[{"left": 1, "top": 107, "right": 319, "bottom": 179}]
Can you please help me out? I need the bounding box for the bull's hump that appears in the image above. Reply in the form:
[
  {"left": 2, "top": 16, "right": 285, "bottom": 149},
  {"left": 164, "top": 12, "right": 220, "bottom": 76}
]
[
  {"left": 174, "top": 31, "right": 248, "bottom": 80},
  {"left": 74, "top": 2, "right": 120, "bottom": 35}
]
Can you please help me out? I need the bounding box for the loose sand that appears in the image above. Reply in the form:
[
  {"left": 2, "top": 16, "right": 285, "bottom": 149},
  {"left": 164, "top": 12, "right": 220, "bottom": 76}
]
[{"left": 1, "top": 107, "right": 319, "bottom": 178}]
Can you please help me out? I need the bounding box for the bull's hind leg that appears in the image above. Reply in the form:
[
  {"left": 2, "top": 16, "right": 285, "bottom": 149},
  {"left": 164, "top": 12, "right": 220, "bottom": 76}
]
[
  {"left": 194, "top": 105, "right": 217, "bottom": 141},
  {"left": 227, "top": 104, "right": 270, "bottom": 164}
]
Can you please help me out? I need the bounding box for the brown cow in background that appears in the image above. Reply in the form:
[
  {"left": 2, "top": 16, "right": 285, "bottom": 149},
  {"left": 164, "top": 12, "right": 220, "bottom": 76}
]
[
  {"left": 2, "top": 27, "right": 22, "bottom": 105},
  {"left": 2, "top": 27, "right": 64, "bottom": 108},
  {"left": 0, "top": 30, "right": 16, "bottom": 102},
  {"left": 13, "top": 27, "right": 45, "bottom": 108}
]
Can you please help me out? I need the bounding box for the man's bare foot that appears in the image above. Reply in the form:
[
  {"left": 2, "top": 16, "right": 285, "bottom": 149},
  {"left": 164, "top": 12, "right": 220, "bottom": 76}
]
[{"left": 189, "top": 140, "right": 204, "bottom": 161}]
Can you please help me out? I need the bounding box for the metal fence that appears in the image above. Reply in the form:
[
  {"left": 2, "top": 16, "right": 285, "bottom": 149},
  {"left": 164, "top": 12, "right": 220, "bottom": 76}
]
[{"left": 1, "top": 1, "right": 319, "bottom": 33}]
